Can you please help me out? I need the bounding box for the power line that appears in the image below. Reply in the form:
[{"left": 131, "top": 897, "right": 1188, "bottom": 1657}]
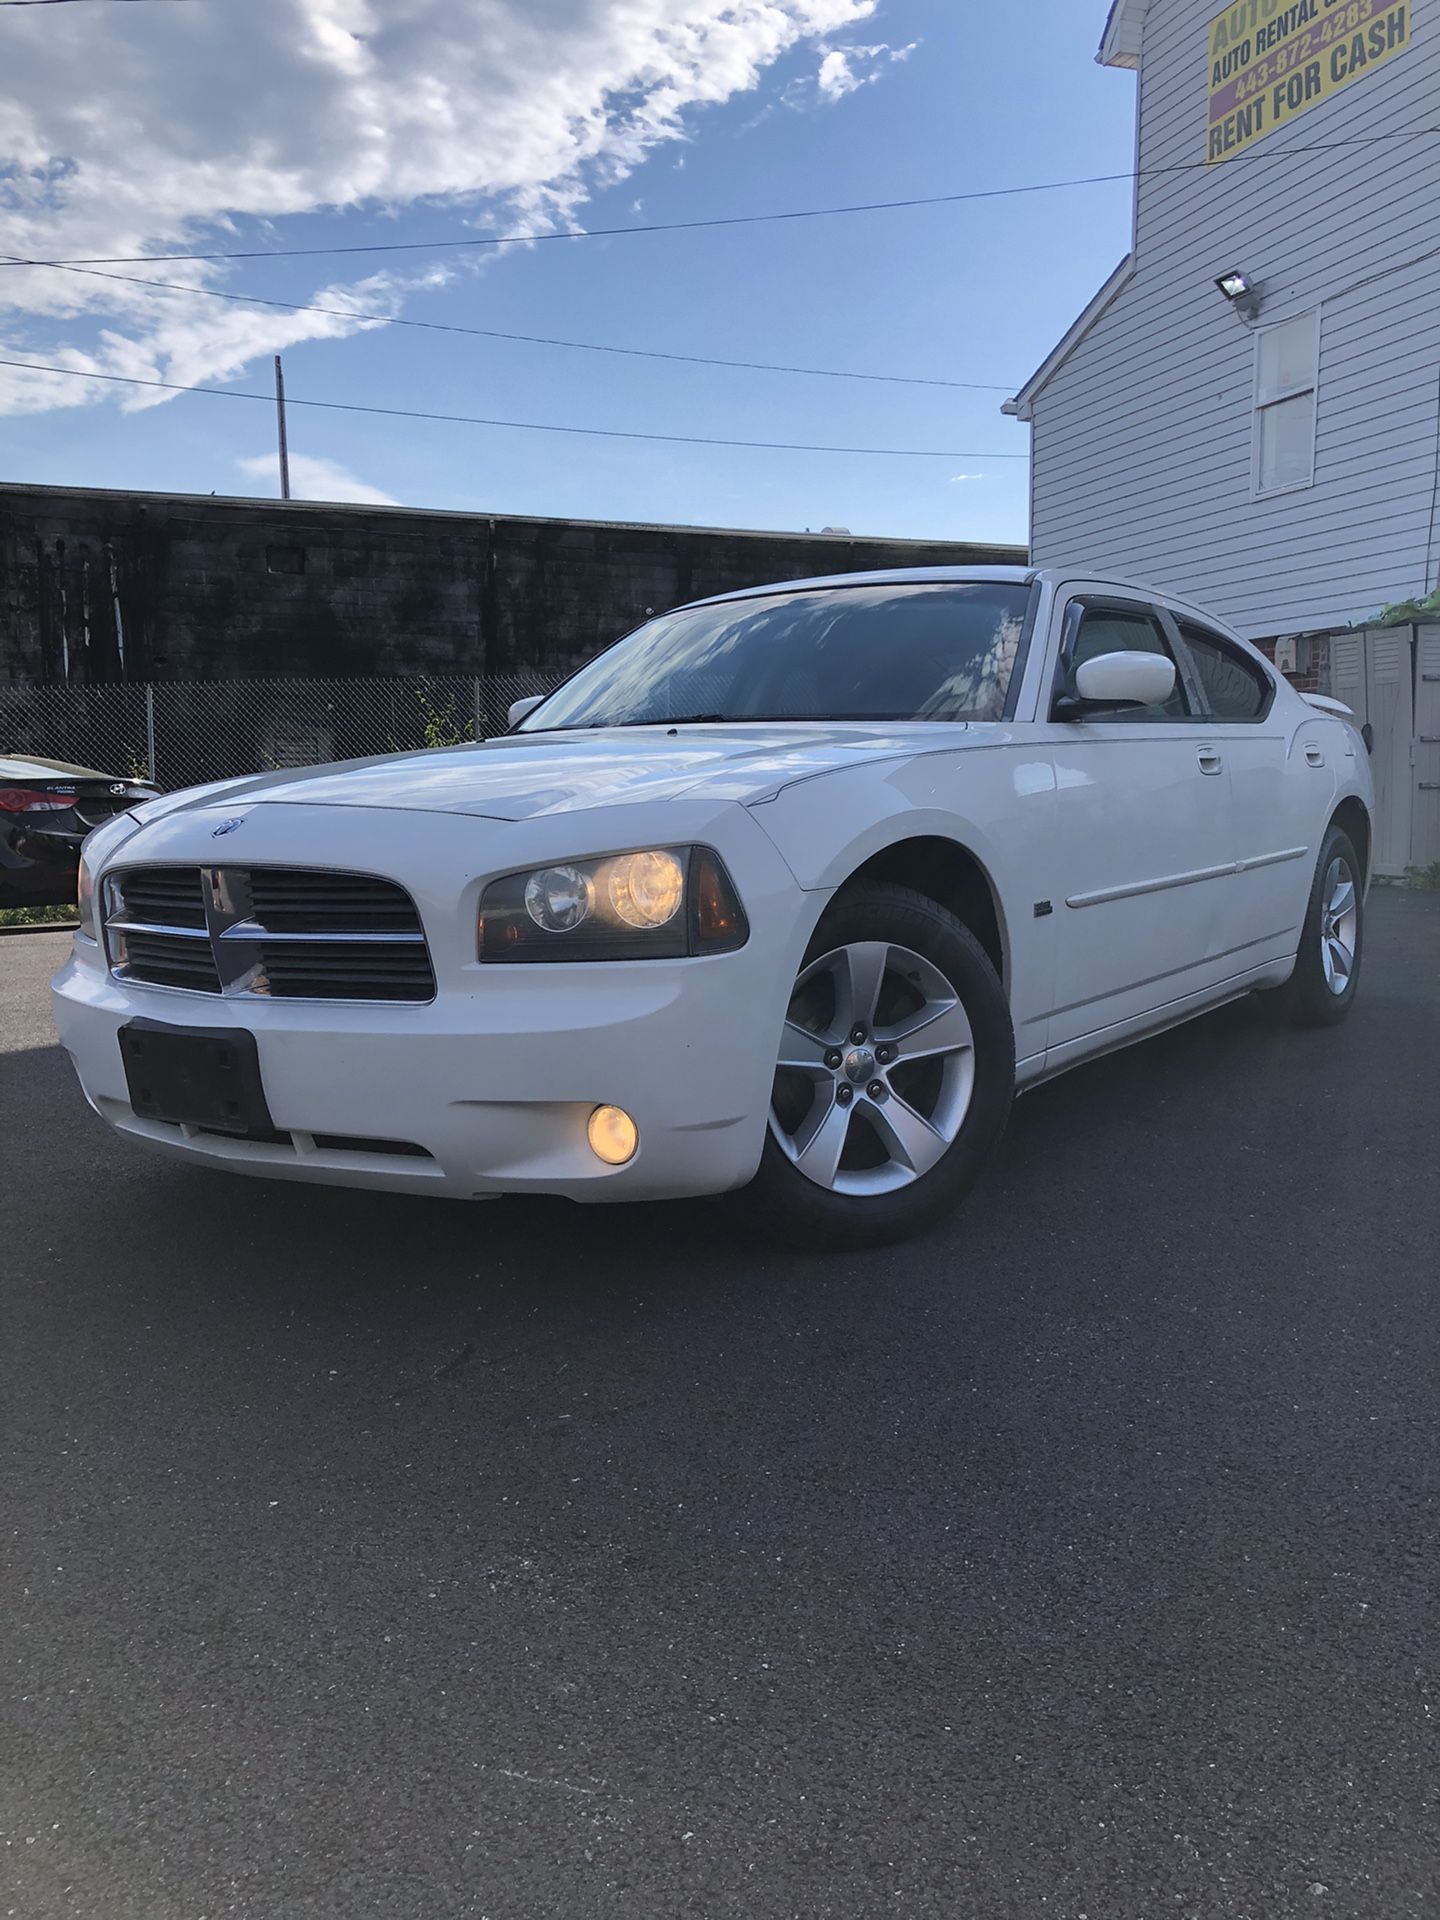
[
  {"left": 0, "top": 1, "right": 195, "bottom": 7},
  {"left": 0, "top": 356, "right": 1029, "bottom": 457},
  {"left": 2, "top": 129, "right": 1432, "bottom": 269},
  {"left": 8, "top": 257, "right": 1013, "bottom": 391},
  {"left": 13, "top": 127, "right": 1429, "bottom": 400}
]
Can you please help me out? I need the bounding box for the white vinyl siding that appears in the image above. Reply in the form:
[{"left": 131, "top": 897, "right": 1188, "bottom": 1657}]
[
  {"left": 1021, "top": 0, "right": 1440, "bottom": 641},
  {"left": 1252, "top": 311, "right": 1319, "bottom": 497}
]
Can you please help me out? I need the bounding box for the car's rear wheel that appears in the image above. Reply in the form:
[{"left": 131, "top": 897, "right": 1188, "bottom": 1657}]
[
  {"left": 1262, "top": 823, "right": 1364, "bottom": 1027},
  {"left": 746, "top": 880, "right": 1014, "bottom": 1249}
]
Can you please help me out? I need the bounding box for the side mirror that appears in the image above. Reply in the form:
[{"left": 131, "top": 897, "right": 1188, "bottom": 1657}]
[
  {"left": 507, "top": 694, "right": 544, "bottom": 729},
  {"left": 1361, "top": 721, "right": 1374, "bottom": 755},
  {"left": 1071, "top": 649, "right": 1177, "bottom": 711}
]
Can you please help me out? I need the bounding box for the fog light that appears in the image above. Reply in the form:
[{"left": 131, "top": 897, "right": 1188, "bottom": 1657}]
[{"left": 587, "top": 1104, "right": 638, "bottom": 1166}]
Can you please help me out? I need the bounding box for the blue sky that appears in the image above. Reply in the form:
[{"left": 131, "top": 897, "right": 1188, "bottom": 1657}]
[{"left": 0, "top": 0, "right": 1138, "bottom": 544}]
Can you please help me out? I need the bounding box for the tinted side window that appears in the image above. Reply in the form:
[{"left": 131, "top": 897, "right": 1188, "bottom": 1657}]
[
  {"left": 1178, "top": 623, "right": 1271, "bottom": 720},
  {"left": 1063, "top": 607, "right": 1190, "bottom": 721}
]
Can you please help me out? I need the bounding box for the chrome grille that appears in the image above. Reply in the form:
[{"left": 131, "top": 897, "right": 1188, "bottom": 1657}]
[
  {"left": 247, "top": 868, "right": 422, "bottom": 933},
  {"left": 104, "top": 866, "right": 435, "bottom": 1003},
  {"left": 111, "top": 866, "right": 209, "bottom": 929},
  {"left": 258, "top": 938, "right": 436, "bottom": 1000},
  {"left": 119, "top": 927, "right": 223, "bottom": 994}
]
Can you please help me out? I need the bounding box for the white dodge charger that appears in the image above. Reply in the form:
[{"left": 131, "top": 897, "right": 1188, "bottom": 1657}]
[{"left": 53, "top": 566, "right": 1373, "bottom": 1247}]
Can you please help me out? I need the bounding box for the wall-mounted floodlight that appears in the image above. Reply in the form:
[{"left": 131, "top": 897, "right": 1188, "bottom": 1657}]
[{"left": 1215, "top": 269, "right": 1261, "bottom": 318}]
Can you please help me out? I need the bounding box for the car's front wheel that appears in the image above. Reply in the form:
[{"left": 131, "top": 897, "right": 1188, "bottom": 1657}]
[
  {"left": 747, "top": 880, "right": 1015, "bottom": 1249},
  {"left": 1262, "top": 822, "right": 1365, "bottom": 1026}
]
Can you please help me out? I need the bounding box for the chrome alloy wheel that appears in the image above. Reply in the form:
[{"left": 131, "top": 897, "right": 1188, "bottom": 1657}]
[
  {"left": 1320, "top": 855, "right": 1358, "bottom": 995},
  {"left": 768, "top": 940, "right": 976, "bottom": 1195}
]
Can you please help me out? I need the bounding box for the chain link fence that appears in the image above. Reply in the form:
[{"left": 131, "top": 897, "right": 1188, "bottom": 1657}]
[{"left": 0, "top": 673, "right": 566, "bottom": 792}]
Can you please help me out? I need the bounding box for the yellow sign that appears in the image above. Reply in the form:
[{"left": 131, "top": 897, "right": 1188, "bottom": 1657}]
[{"left": 1206, "top": 0, "right": 1411, "bottom": 162}]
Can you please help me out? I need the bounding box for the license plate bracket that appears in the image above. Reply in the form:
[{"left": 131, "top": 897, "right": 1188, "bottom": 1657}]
[{"left": 119, "top": 1020, "right": 274, "bottom": 1136}]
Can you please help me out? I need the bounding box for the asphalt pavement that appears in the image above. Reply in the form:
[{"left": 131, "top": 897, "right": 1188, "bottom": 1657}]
[{"left": 3, "top": 893, "right": 1438, "bottom": 1920}]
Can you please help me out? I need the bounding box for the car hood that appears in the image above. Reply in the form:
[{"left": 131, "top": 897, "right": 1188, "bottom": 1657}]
[{"left": 135, "top": 723, "right": 962, "bottom": 823}]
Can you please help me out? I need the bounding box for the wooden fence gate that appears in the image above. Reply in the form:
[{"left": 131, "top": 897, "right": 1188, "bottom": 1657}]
[{"left": 1328, "top": 624, "right": 1440, "bottom": 878}]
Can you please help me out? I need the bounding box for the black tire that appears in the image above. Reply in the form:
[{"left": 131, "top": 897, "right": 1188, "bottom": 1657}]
[
  {"left": 745, "top": 880, "right": 1015, "bottom": 1250},
  {"left": 1262, "top": 822, "right": 1364, "bottom": 1027}
]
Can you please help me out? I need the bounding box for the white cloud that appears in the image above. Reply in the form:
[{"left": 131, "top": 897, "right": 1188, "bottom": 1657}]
[
  {"left": 0, "top": 0, "right": 890, "bottom": 417},
  {"left": 814, "top": 40, "right": 916, "bottom": 103},
  {"left": 0, "top": 265, "right": 442, "bottom": 416},
  {"left": 947, "top": 471, "right": 984, "bottom": 483},
  {"left": 235, "top": 452, "right": 398, "bottom": 505}
]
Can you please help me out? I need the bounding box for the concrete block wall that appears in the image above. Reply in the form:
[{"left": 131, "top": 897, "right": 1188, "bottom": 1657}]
[{"left": 0, "top": 484, "right": 1025, "bottom": 685}]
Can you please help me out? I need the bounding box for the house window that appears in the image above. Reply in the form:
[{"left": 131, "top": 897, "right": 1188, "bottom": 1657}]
[{"left": 1253, "top": 311, "right": 1319, "bottom": 496}]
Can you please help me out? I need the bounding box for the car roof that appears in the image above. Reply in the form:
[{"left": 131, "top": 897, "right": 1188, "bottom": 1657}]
[
  {"left": 679, "top": 564, "right": 1036, "bottom": 609},
  {"left": 676, "top": 566, "right": 1250, "bottom": 645}
]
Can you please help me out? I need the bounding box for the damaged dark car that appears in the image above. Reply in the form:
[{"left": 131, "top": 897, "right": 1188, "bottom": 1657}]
[{"left": 1, "top": 755, "right": 156, "bottom": 909}]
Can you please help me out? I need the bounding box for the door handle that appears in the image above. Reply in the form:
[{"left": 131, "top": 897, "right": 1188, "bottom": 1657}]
[
  {"left": 1197, "top": 746, "right": 1223, "bottom": 775},
  {"left": 1304, "top": 743, "right": 1325, "bottom": 766}
]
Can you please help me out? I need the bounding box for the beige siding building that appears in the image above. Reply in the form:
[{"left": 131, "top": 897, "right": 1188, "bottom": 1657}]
[{"left": 1005, "top": 0, "right": 1439, "bottom": 646}]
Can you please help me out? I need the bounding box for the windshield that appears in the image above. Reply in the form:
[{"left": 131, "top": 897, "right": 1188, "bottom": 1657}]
[{"left": 520, "top": 581, "right": 1033, "bottom": 731}]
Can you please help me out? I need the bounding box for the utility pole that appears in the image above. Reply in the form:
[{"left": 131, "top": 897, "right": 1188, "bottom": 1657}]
[{"left": 274, "top": 354, "right": 291, "bottom": 500}]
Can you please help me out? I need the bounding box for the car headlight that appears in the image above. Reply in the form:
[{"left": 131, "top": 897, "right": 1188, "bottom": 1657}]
[
  {"left": 479, "top": 845, "right": 748, "bottom": 962},
  {"left": 71, "top": 812, "right": 145, "bottom": 948},
  {"left": 76, "top": 850, "right": 98, "bottom": 942}
]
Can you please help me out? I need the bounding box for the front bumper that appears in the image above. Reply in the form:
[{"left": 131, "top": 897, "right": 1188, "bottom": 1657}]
[{"left": 50, "top": 798, "right": 815, "bottom": 1202}]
